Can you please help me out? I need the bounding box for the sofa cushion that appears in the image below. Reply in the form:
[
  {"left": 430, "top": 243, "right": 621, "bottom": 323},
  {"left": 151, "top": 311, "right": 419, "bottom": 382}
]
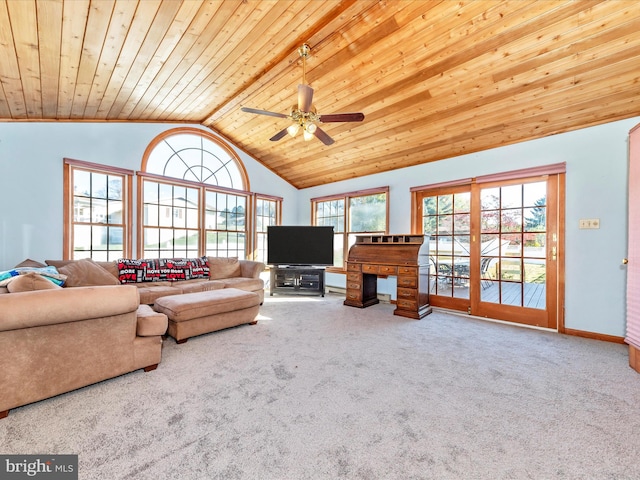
[
  {"left": 177, "top": 281, "right": 224, "bottom": 294},
  {"left": 58, "top": 258, "right": 120, "bottom": 287},
  {"left": 216, "top": 277, "right": 264, "bottom": 292},
  {"left": 7, "top": 272, "right": 63, "bottom": 293},
  {"left": 137, "top": 285, "right": 181, "bottom": 305},
  {"left": 208, "top": 257, "right": 241, "bottom": 279}
]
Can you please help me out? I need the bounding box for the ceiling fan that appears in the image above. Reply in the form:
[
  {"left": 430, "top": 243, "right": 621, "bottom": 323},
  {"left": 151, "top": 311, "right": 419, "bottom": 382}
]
[{"left": 241, "top": 44, "right": 364, "bottom": 146}]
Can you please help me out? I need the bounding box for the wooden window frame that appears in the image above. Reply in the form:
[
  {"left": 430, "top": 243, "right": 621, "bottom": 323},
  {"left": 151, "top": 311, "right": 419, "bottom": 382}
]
[
  {"left": 253, "top": 193, "right": 282, "bottom": 263},
  {"left": 63, "top": 158, "right": 134, "bottom": 260},
  {"left": 312, "top": 186, "right": 389, "bottom": 272}
]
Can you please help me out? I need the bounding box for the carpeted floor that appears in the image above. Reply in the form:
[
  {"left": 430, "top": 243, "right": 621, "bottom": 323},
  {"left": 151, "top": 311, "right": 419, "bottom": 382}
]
[{"left": 2, "top": 293, "right": 640, "bottom": 479}]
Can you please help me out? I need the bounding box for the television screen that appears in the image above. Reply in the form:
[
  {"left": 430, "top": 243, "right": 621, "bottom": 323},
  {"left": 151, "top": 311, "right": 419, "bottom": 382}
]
[{"left": 267, "top": 226, "right": 334, "bottom": 266}]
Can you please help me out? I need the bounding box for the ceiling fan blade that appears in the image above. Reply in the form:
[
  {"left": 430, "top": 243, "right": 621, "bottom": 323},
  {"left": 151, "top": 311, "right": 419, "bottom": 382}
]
[
  {"left": 241, "top": 107, "right": 288, "bottom": 119},
  {"left": 269, "top": 128, "right": 289, "bottom": 142},
  {"left": 298, "top": 84, "right": 314, "bottom": 112},
  {"left": 314, "top": 126, "right": 334, "bottom": 146},
  {"left": 319, "top": 112, "right": 365, "bottom": 123}
]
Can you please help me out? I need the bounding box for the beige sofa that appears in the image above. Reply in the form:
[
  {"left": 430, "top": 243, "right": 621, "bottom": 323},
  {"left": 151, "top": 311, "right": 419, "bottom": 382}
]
[
  {"left": 0, "top": 285, "right": 167, "bottom": 419},
  {"left": 44, "top": 256, "right": 266, "bottom": 305},
  {"left": 0, "top": 256, "right": 265, "bottom": 418}
]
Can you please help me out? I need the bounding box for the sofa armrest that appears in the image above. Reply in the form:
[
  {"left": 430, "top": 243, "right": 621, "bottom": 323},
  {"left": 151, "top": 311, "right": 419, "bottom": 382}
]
[
  {"left": 0, "top": 285, "right": 139, "bottom": 332},
  {"left": 136, "top": 305, "right": 168, "bottom": 336},
  {"left": 239, "top": 260, "right": 265, "bottom": 279}
]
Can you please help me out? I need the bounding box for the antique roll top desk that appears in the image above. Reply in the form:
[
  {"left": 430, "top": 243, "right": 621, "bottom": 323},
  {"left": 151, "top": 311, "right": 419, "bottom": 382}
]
[{"left": 343, "top": 234, "right": 432, "bottom": 319}]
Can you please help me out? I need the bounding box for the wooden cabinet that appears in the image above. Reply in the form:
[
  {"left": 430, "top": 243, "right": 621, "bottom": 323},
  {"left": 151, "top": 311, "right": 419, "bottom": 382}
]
[
  {"left": 270, "top": 267, "right": 325, "bottom": 296},
  {"left": 344, "top": 235, "right": 432, "bottom": 319}
]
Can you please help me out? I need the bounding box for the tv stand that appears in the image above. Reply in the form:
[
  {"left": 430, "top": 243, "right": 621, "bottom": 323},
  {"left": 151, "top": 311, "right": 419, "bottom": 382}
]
[{"left": 270, "top": 266, "right": 325, "bottom": 297}]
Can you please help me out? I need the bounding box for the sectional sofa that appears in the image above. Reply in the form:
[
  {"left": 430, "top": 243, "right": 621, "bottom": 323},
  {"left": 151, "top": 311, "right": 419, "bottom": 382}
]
[{"left": 0, "top": 256, "right": 265, "bottom": 418}]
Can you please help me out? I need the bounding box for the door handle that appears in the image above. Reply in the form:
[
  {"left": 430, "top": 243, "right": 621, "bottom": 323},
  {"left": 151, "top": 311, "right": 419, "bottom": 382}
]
[{"left": 623, "top": 258, "right": 629, "bottom": 265}]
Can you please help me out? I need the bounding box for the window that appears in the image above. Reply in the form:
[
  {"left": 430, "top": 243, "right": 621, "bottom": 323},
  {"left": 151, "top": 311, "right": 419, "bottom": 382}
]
[
  {"left": 254, "top": 196, "right": 280, "bottom": 263},
  {"left": 141, "top": 180, "right": 200, "bottom": 258},
  {"left": 312, "top": 187, "right": 388, "bottom": 269},
  {"left": 205, "top": 190, "right": 246, "bottom": 258},
  {"left": 140, "top": 128, "right": 280, "bottom": 259},
  {"left": 64, "top": 158, "right": 133, "bottom": 260}
]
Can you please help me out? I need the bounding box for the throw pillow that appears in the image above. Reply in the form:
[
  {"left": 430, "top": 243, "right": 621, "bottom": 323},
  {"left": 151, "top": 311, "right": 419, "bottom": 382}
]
[
  {"left": 14, "top": 258, "right": 47, "bottom": 268},
  {"left": 7, "top": 272, "right": 62, "bottom": 293},
  {"left": 58, "top": 258, "right": 121, "bottom": 287},
  {"left": 207, "top": 257, "right": 241, "bottom": 279},
  {"left": 0, "top": 266, "right": 66, "bottom": 287},
  {"left": 117, "top": 258, "right": 146, "bottom": 283}
]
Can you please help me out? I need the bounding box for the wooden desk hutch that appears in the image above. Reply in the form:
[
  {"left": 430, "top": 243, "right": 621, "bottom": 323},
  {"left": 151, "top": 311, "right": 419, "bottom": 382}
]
[{"left": 344, "top": 234, "right": 432, "bottom": 319}]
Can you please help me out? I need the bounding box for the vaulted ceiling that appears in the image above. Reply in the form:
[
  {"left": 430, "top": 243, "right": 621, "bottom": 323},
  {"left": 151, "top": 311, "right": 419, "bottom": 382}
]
[{"left": 1, "top": 0, "right": 640, "bottom": 189}]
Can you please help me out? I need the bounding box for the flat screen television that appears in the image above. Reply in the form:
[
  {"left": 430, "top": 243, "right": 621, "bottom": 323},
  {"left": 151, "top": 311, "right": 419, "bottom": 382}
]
[{"left": 267, "top": 225, "right": 334, "bottom": 266}]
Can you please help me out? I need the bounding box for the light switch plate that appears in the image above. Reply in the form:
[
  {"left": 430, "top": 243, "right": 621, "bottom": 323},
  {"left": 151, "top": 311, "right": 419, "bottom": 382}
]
[{"left": 579, "top": 218, "right": 600, "bottom": 229}]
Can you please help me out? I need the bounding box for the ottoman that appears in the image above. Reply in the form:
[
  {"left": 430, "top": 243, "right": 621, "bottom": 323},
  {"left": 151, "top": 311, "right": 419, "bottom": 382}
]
[{"left": 153, "top": 288, "right": 260, "bottom": 343}]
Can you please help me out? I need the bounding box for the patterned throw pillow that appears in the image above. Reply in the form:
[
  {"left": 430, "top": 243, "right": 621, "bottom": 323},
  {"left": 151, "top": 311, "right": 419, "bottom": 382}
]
[{"left": 117, "top": 257, "right": 210, "bottom": 283}]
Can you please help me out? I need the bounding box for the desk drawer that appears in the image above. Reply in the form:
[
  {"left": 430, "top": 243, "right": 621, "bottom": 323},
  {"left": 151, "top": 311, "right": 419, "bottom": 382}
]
[
  {"left": 347, "top": 281, "right": 361, "bottom": 290},
  {"left": 346, "top": 272, "right": 361, "bottom": 282},
  {"left": 396, "top": 298, "right": 418, "bottom": 310},
  {"left": 347, "top": 263, "right": 362, "bottom": 272},
  {"left": 378, "top": 265, "right": 397, "bottom": 275},
  {"left": 398, "top": 266, "right": 417, "bottom": 276},
  {"left": 362, "top": 264, "right": 397, "bottom": 275},
  {"left": 345, "top": 289, "right": 362, "bottom": 302},
  {"left": 397, "top": 287, "right": 417, "bottom": 301},
  {"left": 398, "top": 276, "right": 417, "bottom": 288}
]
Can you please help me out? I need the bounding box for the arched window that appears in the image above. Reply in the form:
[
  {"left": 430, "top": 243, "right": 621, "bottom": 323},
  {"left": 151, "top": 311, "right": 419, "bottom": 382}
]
[
  {"left": 144, "top": 128, "right": 247, "bottom": 189},
  {"left": 139, "top": 128, "right": 253, "bottom": 259}
]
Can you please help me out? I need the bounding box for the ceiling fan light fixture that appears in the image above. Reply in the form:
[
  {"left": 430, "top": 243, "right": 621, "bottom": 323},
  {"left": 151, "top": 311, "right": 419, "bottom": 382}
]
[
  {"left": 305, "top": 122, "right": 317, "bottom": 134},
  {"left": 303, "top": 129, "right": 314, "bottom": 141},
  {"left": 287, "top": 124, "right": 300, "bottom": 137}
]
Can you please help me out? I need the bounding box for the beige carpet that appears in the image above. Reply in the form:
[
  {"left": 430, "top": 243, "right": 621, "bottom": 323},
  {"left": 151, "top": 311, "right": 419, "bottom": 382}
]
[{"left": 2, "top": 293, "right": 640, "bottom": 479}]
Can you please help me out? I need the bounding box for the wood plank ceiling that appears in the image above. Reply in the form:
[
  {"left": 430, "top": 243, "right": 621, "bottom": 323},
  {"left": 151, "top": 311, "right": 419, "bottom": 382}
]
[{"left": 1, "top": 0, "right": 639, "bottom": 189}]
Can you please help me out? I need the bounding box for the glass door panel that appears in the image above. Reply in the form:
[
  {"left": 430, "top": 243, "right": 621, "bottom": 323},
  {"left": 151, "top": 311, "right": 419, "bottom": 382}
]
[
  {"left": 479, "top": 181, "right": 547, "bottom": 310},
  {"left": 423, "top": 190, "right": 471, "bottom": 305}
]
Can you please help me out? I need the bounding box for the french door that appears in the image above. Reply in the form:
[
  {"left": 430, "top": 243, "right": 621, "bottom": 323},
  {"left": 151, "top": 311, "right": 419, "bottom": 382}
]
[{"left": 414, "top": 170, "right": 563, "bottom": 329}]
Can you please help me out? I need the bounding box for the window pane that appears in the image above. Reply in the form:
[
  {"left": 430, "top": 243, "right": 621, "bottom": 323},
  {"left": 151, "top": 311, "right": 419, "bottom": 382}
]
[
  {"left": 524, "top": 206, "right": 546, "bottom": 232},
  {"left": 501, "top": 209, "right": 522, "bottom": 232},
  {"left": 92, "top": 198, "right": 107, "bottom": 223},
  {"left": 349, "top": 194, "right": 385, "bottom": 232},
  {"left": 437, "top": 195, "right": 453, "bottom": 214},
  {"left": 159, "top": 184, "right": 173, "bottom": 206},
  {"left": 107, "top": 176, "right": 122, "bottom": 200},
  {"left": 74, "top": 197, "right": 90, "bottom": 222},
  {"left": 107, "top": 200, "right": 123, "bottom": 224},
  {"left": 453, "top": 192, "right": 470, "bottom": 213},
  {"left": 74, "top": 225, "right": 91, "bottom": 252},
  {"left": 523, "top": 181, "right": 546, "bottom": 207},
  {"left": 74, "top": 170, "right": 91, "bottom": 196},
  {"left": 481, "top": 188, "right": 500, "bottom": 210},
  {"left": 501, "top": 185, "right": 522, "bottom": 209},
  {"left": 144, "top": 181, "right": 159, "bottom": 203},
  {"left": 92, "top": 173, "right": 108, "bottom": 199},
  {"left": 423, "top": 197, "right": 437, "bottom": 215},
  {"left": 91, "top": 226, "right": 108, "bottom": 250}
]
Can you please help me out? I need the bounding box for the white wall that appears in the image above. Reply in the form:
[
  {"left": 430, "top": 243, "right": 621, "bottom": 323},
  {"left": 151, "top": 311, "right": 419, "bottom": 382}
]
[
  {"left": 297, "top": 117, "right": 640, "bottom": 338},
  {"left": 1, "top": 117, "right": 637, "bottom": 337},
  {"left": 0, "top": 122, "right": 298, "bottom": 268}
]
